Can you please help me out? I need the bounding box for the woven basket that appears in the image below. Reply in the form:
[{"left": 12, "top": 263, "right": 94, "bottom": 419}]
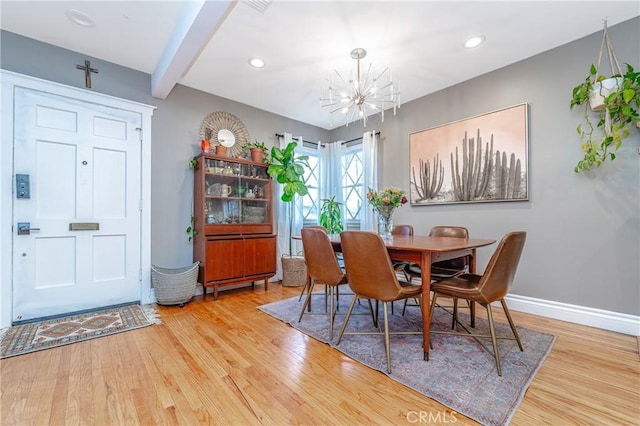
[
  {"left": 281, "top": 255, "right": 307, "bottom": 287},
  {"left": 151, "top": 261, "right": 199, "bottom": 306}
]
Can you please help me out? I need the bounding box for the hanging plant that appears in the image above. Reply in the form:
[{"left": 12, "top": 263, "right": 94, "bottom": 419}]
[{"left": 570, "top": 21, "right": 640, "bottom": 172}]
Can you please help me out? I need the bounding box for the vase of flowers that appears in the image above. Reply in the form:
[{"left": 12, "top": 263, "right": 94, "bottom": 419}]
[{"left": 366, "top": 187, "right": 408, "bottom": 237}]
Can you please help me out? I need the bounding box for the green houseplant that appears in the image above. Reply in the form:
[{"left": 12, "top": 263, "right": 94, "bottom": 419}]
[
  {"left": 267, "top": 141, "right": 309, "bottom": 255},
  {"left": 571, "top": 63, "right": 640, "bottom": 172},
  {"left": 570, "top": 21, "right": 640, "bottom": 173},
  {"left": 319, "top": 196, "right": 344, "bottom": 234},
  {"left": 243, "top": 139, "right": 270, "bottom": 163}
]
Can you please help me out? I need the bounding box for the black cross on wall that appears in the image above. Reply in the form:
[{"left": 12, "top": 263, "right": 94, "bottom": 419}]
[{"left": 76, "top": 60, "right": 98, "bottom": 88}]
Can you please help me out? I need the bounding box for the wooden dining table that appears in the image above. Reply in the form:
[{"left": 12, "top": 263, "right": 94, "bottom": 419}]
[{"left": 325, "top": 233, "right": 496, "bottom": 360}]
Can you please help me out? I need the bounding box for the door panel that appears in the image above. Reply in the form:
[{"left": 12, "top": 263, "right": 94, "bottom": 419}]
[
  {"left": 12, "top": 87, "right": 142, "bottom": 322},
  {"left": 244, "top": 237, "right": 276, "bottom": 275}
]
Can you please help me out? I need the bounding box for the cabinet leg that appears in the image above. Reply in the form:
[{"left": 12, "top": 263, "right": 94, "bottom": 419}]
[
  {"left": 264, "top": 278, "right": 269, "bottom": 292},
  {"left": 214, "top": 285, "right": 218, "bottom": 301}
]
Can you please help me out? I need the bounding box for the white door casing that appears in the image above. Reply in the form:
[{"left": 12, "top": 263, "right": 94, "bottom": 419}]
[{"left": 1, "top": 70, "right": 155, "bottom": 326}]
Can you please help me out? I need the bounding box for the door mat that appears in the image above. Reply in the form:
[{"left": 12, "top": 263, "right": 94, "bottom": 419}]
[
  {"left": 259, "top": 295, "right": 556, "bottom": 426},
  {"left": 0, "top": 304, "right": 160, "bottom": 359}
]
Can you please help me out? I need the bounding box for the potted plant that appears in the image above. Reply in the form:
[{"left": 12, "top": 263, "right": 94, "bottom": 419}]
[
  {"left": 319, "top": 196, "right": 343, "bottom": 235},
  {"left": 267, "top": 141, "right": 309, "bottom": 286},
  {"left": 570, "top": 22, "right": 640, "bottom": 172},
  {"left": 243, "top": 139, "right": 270, "bottom": 163}
]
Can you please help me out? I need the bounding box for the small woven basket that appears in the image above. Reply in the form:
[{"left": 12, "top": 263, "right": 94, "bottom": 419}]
[
  {"left": 281, "top": 255, "right": 307, "bottom": 287},
  {"left": 151, "top": 261, "right": 199, "bottom": 306}
]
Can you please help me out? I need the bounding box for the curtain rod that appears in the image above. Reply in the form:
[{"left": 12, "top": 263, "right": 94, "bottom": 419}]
[{"left": 275, "top": 132, "right": 380, "bottom": 146}]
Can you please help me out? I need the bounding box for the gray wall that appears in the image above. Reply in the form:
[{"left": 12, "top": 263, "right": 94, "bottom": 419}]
[
  {"left": 2, "top": 16, "right": 639, "bottom": 316},
  {"left": 331, "top": 17, "right": 640, "bottom": 316}
]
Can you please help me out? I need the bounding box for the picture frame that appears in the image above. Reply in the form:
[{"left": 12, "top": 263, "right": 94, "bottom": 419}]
[{"left": 409, "top": 103, "right": 529, "bottom": 205}]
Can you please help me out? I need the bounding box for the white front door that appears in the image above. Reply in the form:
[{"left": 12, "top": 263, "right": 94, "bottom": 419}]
[{"left": 12, "top": 87, "right": 143, "bottom": 322}]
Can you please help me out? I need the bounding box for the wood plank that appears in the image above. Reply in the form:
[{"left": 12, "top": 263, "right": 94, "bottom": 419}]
[{"left": 1, "top": 283, "right": 638, "bottom": 426}]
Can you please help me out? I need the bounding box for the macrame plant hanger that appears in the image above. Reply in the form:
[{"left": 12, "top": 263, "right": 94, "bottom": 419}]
[{"left": 592, "top": 19, "right": 623, "bottom": 135}]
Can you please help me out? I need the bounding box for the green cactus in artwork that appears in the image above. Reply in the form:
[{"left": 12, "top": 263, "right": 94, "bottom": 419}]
[
  {"left": 450, "top": 129, "right": 493, "bottom": 201},
  {"left": 495, "top": 151, "right": 522, "bottom": 199},
  {"left": 411, "top": 155, "right": 444, "bottom": 202}
]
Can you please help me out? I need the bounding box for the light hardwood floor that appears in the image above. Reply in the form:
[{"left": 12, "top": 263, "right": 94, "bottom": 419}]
[{"left": 1, "top": 283, "right": 638, "bottom": 425}]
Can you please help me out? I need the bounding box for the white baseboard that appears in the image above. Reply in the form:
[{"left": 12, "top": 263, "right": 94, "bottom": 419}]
[{"left": 503, "top": 294, "right": 640, "bottom": 336}]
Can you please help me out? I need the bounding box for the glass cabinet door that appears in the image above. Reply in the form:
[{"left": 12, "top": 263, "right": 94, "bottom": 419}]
[{"left": 202, "top": 158, "right": 270, "bottom": 226}]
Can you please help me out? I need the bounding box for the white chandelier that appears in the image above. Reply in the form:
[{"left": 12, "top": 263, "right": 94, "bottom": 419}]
[{"left": 320, "top": 48, "right": 400, "bottom": 127}]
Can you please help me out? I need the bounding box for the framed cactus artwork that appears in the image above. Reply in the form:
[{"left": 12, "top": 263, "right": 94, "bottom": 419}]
[{"left": 409, "top": 103, "right": 529, "bottom": 205}]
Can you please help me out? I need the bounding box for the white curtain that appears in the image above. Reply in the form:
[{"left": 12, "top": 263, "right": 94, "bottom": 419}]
[
  {"left": 275, "top": 133, "right": 304, "bottom": 280},
  {"left": 361, "top": 130, "right": 378, "bottom": 231},
  {"left": 319, "top": 141, "right": 345, "bottom": 225}
]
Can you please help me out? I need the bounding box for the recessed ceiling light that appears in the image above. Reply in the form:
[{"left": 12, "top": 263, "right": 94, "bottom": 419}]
[
  {"left": 66, "top": 9, "right": 95, "bottom": 27},
  {"left": 464, "top": 36, "right": 485, "bottom": 49},
  {"left": 248, "top": 57, "right": 265, "bottom": 68}
]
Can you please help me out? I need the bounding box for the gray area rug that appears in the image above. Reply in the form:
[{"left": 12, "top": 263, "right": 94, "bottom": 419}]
[{"left": 259, "top": 294, "right": 556, "bottom": 426}]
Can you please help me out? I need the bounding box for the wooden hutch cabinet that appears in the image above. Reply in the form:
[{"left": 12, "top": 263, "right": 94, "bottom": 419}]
[{"left": 192, "top": 154, "right": 276, "bottom": 299}]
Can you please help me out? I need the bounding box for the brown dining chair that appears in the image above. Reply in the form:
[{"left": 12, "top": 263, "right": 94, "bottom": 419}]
[
  {"left": 429, "top": 231, "right": 526, "bottom": 376},
  {"left": 404, "top": 226, "right": 470, "bottom": 283},
  {"left": 298, "top": 227, "right": 351, "bottom": 340},
  {"left": 403, "top": 226, "right": 471, "bottom": 319},
  {"left": 298, "top": 225, "right": 331, "bottom": 302},
  {"left": 336, "top": 231, "right": 423, "bottom": 373}
]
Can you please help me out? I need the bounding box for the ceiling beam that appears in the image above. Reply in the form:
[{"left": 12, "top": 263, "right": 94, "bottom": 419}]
[{"left": 151, "top": 0, "right": 237, "bottom": 99}]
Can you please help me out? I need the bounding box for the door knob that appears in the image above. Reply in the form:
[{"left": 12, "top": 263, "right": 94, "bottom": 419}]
[{"left": 17, "top": 222, "right": 40, "bottom": 235}]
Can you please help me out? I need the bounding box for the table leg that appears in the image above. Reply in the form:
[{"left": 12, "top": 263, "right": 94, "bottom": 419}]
[{"left": 421, "top": 251, "right": 432, "bottom": 361}]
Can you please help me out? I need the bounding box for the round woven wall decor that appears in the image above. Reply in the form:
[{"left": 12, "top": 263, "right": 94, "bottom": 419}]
[{"left": 199, "top": 111, "right": 250, "bottom": 158}]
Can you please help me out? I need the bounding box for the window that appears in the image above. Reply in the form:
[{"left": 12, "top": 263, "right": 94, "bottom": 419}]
[
  {"left": 300, "top": 143, "right": 363, "bottom": 228},
  {"left": 341, "top": 146, "right": 364, "bottom": 226},
  {"left": 301, "top": 150, "right": 319, "bottom": 222}
]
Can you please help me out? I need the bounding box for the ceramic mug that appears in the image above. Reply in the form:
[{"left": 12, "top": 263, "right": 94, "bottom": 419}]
[
  {"left": 220, "top": 184, "right": 232, "bottom": 197},
  {"left": 209, "top": 183, "right": 221, "bottom": 196}
]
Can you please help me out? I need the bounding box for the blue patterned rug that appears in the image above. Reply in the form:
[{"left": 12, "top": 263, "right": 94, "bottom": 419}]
[
  {"left": 259, "top": 295, "right": 556, "bottom": 426},
  {"left": 0, "top": 304, "right": 160, "bottom": 359}
]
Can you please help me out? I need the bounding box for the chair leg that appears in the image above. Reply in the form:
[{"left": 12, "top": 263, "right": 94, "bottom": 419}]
[
  {"left": 429, "top": 293, "right": 438, "bottom": 323},
  {"left": 383, "top": 302, "right": 392, "bottom": 373},
  {"left": 501, "top": 299, "right": 523, "bottom": 351},
  {"left": 367, "top": 299, "right": 377, "bottom": 328},
  {"left": 297, "top": 280, "right": 315, "bottom": 322},
  {"left": 452, "top": 298, "right": 458, "bottom": 329},
  {"left": 336, "top": 296, "right": 359, "bottom": 345},
  {"left": 485, "top": 303, "right": 502, "bottom": 376},
  {"left": 429, "top": 293, "right": 438, "bottom": 350},
  {"left": 329, "top": 285, "right": 335, "bottom": 340},
  {"left": 298, "top": 277, "right": 310, "bottom": 302},
  {"left": 470, "top": 300, "right": 476, "bottom": 328}
]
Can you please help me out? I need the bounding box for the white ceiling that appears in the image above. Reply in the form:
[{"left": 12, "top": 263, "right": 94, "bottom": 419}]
[{"left": 2, "top": 1, "right": 639, "bottom": 130}]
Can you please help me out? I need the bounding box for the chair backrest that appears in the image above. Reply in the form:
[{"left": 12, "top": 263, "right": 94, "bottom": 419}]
[
  {"left": 339, "top": 231, "right": 406, "bottom": 302},
  {"left": 429, "top": 226, "right": 469, "bottom": 268},
  {"left": 477, "top": 231, "right": 527, "bottom": 303},
  {"left": 301, "top": 227, "right": 344, "bottom": 286},
  {"left": 429, "top": 226, "right": 469, "bottom": 239},
  {"left": 304, "top": 225, "right": 327, "bottom": 233},
  {"left": 392, "top": 224, "right": 414, "bottom": 236}
]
